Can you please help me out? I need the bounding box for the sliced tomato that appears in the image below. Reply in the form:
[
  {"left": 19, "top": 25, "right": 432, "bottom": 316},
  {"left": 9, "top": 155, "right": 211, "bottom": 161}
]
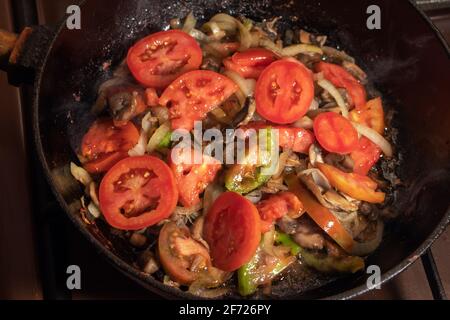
[
  {"left": 145, "top": 88, "right": 159, "bottom": 107},
  {"left": 81, "top": 119, "right": 139, "bottom": 173},
  {"left": 83, "top": 151, "right": 129, "bottom": 174},
  {"left": 160, "top": 70, "right": 238, "bottom": 130},
  {"left": 243, "top": 122, "right": 315, "bottom": 154},
  {"left": 169, "top": 148, "right": 222, "bottom": 207},
  {"left": 158, "top": 222, "right": 211, "bottom": 285},
  {"left": 285, "top": 174, "right": 354, "bottom": 253},
  {"left": 350, "top": 97, "right": 385, "bottom": 134},
  {"left": 255, "top": 59, "right": 314, "bottom": 124},
  {"left": 350, "top": 137, "right": 381, "bottom": 175},
  {"left": 316, "top": 62, "right": 367, "bottom": 110},
  {"left": 313, "top": 112, "right": 359, "bottom": 154},
  {"left": 127, "top": 30, "right": 202, "bottom": 88},
  {"left": 316, "top": 163, "right": 385, "bottom": 203},
  {"left": 204, "top": 192, "right": 261, "bottom": 271},
  {"left": 223, "top": 48, "right": 275, "bottom": 79},
  {"left": 99, "top": 156, "right": 178, "bottom": 230},
  {"left": 257, "top": 192, "right": 304, "bottom": 233}
]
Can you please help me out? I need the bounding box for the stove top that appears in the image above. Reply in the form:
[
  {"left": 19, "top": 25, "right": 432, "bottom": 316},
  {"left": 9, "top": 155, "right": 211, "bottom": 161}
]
[{"left": 0, "top": 0, "right": 449, "bottom": 300}]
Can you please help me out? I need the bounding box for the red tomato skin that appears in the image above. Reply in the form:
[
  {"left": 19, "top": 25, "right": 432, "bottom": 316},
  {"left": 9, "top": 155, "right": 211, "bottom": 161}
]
[
  {"left": 316, "top": 62, "right": 367, "bottom": 110},
  {"left": 204, "top": 192, "right": 261, "bottom": 272},
  {"left": 242, "top": 122, "right": 314, "bottom": 154},
  {"left": 255, "top": 59, "right": 314, "bottom": 124},
  {"left": 278, "top": 127, "right": 315, "bottom": 154},
  {"left": 127, "top": 30, "right": 202, "bottom": 89},
  {"left": 223, "top": 58, "right": 264, "bottom": 79},
  {"left": 223, "top": 48, "right": 275, "bottom": 79},
  {"left": 99, "top": 156, "right": 178, "bottom": 230},
  {"left": 257, "top": 192, "right": 303, "bottom": 233},
  {"left": 232, "top": 48, "right": 275, "bottom": 66},
  {"left": 83, "top": 151, "right": 129, "bottom": 174},
  {"left": 169, "top": 149, "right": 222, "bottom": 207},
  {"left": 159, "top": 70, "right": 238, "bottom": 131},
  {"left": 313, "top": 112, "right": 359, "bottom": 154},
  {"left": 145, "top": 88, "right": 159, "bottom": 107},
  {"left": 351, "top": 137, "right": 381, "bottom": 175},
  {"left": 81, "top": 119, "right": 139, "bottom": 173}
]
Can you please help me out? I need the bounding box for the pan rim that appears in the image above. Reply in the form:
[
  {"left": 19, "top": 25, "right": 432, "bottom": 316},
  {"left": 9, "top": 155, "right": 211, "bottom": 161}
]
[{"left": 32, "top": 0, "right": 450, "bottom": 300}]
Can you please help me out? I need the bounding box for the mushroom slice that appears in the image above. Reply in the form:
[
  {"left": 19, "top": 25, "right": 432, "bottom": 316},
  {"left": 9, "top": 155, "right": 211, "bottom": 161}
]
[
  {"left": 308, "top": 144, "right": 324, "bottom": 166},
  {"left": 323, "top": 190, "right": 359, "bottom": 212},
  {"left": 299, "top": 168, "right": 359, "bottom": 212}
]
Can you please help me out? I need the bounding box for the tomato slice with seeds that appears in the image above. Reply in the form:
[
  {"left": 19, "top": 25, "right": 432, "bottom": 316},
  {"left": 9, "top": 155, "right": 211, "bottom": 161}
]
[
  {"left": 127, "top": 30, "right": 202, "bottom": 89},
  {"left": 316, "top": 62, "right": 367, "bottom": 110},
  {"left": 204, "top": 192, "right": 261, "bottom": 272},
  {"left": 81, "top": 119, "right": 140, "bottom": 173},
  {"left": 313, "top": 112, "right": 359, "bottom": 154},
  {"left": 99, "top": 156, "right": 178, "bottom": 230},
  {"left": 159, "top": 70, "right": 238, "bottom": 131},
  {"left": 169, "top": 148, "right": 222, "bottom": 207},
  {"left": 223, "top": 48, "right": 275, "bottom": 79},
  {"left": 158, "top": 222, "right": 211, "bottom": 285},
  {"left": 255, "top": 59, "right": 314, "bottom": 124}
]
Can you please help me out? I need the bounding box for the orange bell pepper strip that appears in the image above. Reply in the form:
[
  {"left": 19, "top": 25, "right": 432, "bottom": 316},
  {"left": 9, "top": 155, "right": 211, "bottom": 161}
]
[
  {"left": 285, "top": 174, "right": 354, "bottom": 253},
  {"left": 316, "top": 163, "right": 385, "bottom": 204}
]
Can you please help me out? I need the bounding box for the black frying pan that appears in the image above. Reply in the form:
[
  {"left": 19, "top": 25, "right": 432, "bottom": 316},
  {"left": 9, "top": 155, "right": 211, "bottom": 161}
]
[{"left": 0, "top": 0, "right": 449, "bottom": 299}]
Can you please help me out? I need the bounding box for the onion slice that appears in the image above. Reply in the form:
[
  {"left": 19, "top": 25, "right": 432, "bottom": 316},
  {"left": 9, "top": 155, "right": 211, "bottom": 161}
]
[
  {"left": 352, "top": 122, "right": 393, "bottom": 157},
  {"left": 182, "top": 11, "right": 197, "bottom": 33},
  {"left": 70, "top": 162, "right": 92, "bottom": 186},
  {"left": 147, "top": 122, "right": 171, "bottom": 153},
  {"left": 317, "top": 79, "right": 349, "bottom": 118},
  {"left": 223, "top": 70, "right": 256, "bottom": 97},
  {"left": 281, "top": 44, "right": 323, "bottom": 57}
]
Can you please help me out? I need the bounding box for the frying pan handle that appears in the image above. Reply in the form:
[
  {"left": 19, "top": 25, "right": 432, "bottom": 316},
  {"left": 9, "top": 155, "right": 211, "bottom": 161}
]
[
  {"left": 0, "top": 26, "right": 54, "bottom": 86},
  {"left": 0, "top": 29, "right": 18, "bottom": 69}
]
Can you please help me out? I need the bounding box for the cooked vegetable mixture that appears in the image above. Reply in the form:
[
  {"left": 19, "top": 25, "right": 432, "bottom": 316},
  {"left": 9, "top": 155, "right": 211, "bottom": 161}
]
[{"left": 71, "top": 12, "right": 396, "bottom": 298}]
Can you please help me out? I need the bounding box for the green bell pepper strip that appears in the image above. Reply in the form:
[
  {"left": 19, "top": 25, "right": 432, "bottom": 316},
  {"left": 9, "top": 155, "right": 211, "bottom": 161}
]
[
  {"left": 275, "top": 232, "right": 301, "bottom": 256},
  {"left": 157, "top": 131, "right": 172, "bottom": 149},
  {"left": 225, "top": 127, "right": 274, "bottom": 194},
  {"left": 275, "top": 231, "right": 364, "bottom": 274}
]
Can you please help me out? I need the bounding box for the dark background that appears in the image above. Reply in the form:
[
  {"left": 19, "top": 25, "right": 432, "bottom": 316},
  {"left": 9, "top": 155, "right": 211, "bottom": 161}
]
[{"left": 0, "top": 0, "right": 448, "bottom": 300}]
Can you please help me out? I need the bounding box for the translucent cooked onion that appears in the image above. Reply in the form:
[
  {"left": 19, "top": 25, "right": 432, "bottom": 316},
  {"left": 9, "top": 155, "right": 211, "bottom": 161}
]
[
  {"left": 293, "top": 116, "right": 314, "bottom": 129},
  {"left": 147, "top": 122, "right": 171, "bottom": 152},
  {"left": 151, "top": 106, "right": 169, "bottom": 124},
  {"left": 210, "top": 13, "right": 251, "bottom": 51},
  {"left": 236, "top": 19, "right": 252, "bottom": 51},
  {"left": 259, "top": 38, "right": 283, "bottom": 56},
  {"left": 223, "top": 70, "right": 255, "bottom": 97},
  {"left": 70, "top": 162, "right": 92, "bottom": 186},
  {"left": 352, "top": 122, "right": 393, "bottom": 157},
  {"left": 202, "top": 21, "right": 226, "bottom": 40},
  {"left": 87, "top": 202, "right": 101, "bottom": 219},
  {"left": 317, "top": 79, "right": 349, "bottom": 118},
  {"left": 182, "top": 11, "right": 197, "bottom": 33},
  {"left": 129, "top": 130, "right": 148, "bottom": 157},
  {"left": 245, "top": 189, "right": 263, "bottom": 204},
  {"left": 189, "top": 28, "right": 208, "bottom": 41},
  {"left": 210, "top": 13, "right": 238, "bottom": 34},
  {"left": 281, "top": 44, "right": 323, "bottom": 57},
  {"left": 322, "top": 46, "right": 355, "bottom": 63}
]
